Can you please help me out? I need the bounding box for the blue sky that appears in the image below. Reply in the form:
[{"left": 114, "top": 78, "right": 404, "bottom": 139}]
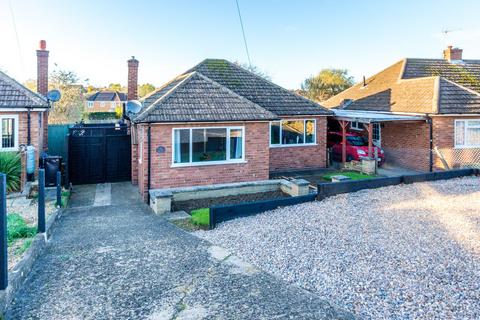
[{"left": 1, "top": 0, "right": 480, "bottom": 89}]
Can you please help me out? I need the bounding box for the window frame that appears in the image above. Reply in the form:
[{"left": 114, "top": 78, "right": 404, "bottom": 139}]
[
  {"left": 455, "top": 119, "right": 480, "bottom": 149},
  {"left": 87, "top": 101, "right": 94, "bottom": 108},
  {"left": 171, "top": 126, "right": 246, "bottom": 167},
  {"left": 350, "top": 121, "right": 362, "bottom": 131},
  {"left": 0, "top": 114, "right": 19, "bottom": 151},
  {"left": 269, "top": 119, "right": 317, "bottom": 148}
]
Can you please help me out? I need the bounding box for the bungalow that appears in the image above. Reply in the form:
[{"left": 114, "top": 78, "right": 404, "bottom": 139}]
[
  {"left": 323, "top": 46, "right": 480, "bottom": 171},
  {"left": 0, "top": 40, "right": 50, "bottom": 187},
  {"left": 128, "top": 59, "right": 332, "bottom": 199}
]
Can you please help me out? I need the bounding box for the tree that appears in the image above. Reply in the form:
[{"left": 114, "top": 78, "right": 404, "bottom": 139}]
[
  {"left": 138, "top": 83, "right": 156, "bottom": 98},
  {"left": 235, "top": 62, "right": 271, "bottom": 81},
  {"left": 23, "top": 79, "right": 37, "bottom": 92},
  {"left": 108, "top": 83, "right": 124, "bottom": 91},
  {"left": 48, "top": 70, "right": 85, "bottom": 124},
  {"left": 301, "top": 69, "right": 354, "bottom": 102}
]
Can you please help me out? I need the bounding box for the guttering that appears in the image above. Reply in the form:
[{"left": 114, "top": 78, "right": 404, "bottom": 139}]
[{"left": 147, "top": 124, "right": 152, "bottom": 204}]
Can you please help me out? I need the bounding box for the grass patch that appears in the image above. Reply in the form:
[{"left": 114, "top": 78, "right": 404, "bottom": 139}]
[
  {"left": 322, "top": 171, "right": 374, "bottom": 181},
  {"left": 7, "top": 214, "right": 36, "bottom": 245},
  {"left": 61, "top": 190, "right": 71, "bottom": 207},
  {"left": 190, "top": 208, "right": 210, "bottom": 226},
  {"left": 15, "top": 238, "right": 33, "bottom": 255}
]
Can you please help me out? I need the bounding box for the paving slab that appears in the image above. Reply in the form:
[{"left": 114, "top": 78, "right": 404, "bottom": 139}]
[{"left": 5, "top": 182, "right": 353, "bottom": 320}]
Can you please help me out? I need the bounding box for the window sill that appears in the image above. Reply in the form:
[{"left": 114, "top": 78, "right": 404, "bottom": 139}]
[
  {"left": 454, "top": 145, "right": 480, "bottom": 149},
  {"left": 171, "top": 160, "right": 247, "bottom": 168},
  {"left": 0, "top": 147, "right": 18, "bottom": 152},
  {"left": 270, "top": 143, "right": 317, "bottom": 148}
]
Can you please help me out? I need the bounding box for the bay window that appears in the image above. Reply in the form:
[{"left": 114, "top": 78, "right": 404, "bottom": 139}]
[
  {"left": 173, "top": 126, "right": 244, "bottom": 165},
  {"left": 455, "top": 119, "right": 480, "bottom": 148},
  {"left": 270, "top": 119, "right": 316, "bottom": 146},
  {"left": 0, "top": 115, "right": 19, "bottom": 151}
]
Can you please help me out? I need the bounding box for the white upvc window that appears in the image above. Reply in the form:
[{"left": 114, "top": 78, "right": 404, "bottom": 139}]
[
  {"left": 270, "top": 119, "right": 316, "bottom": 147},
  {"left": 350, "top": 121, "right": 362, "bottom": 131},
  {"left": 87, "top": 101, "right": 94, "bottom": 108},
  {"left": 372, "top": 123, "right": 381, "bottom": 146},
  {"left": 0, "top": 115, "right": 19, "bottom": 151},
  {"left": 172, "top": 126, "right": 245, "bottom": 167},
  {"left": 455, "top": 119, "right": 480, "bottom": 148}
]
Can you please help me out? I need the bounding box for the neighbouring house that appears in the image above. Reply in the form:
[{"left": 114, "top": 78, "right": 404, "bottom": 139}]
[
  {"left": 323, "top": 46, "right": 480, "bottom": 171},
  {"left": 128, "top": 58, "right": 332, "bottom": 199},
  {"left": 0, "top": 40, "right": 50, "bottom": 187},
  {"left": 85, "top": 90, "right": 126, "bottom": 113}
]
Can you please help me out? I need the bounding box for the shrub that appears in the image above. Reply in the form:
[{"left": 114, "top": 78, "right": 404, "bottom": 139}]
[
  {"left": 0, "top": 152, "right": 22, "bottom": 192},
  {"left": 7, "top": 214, "right": 36, "bottom": 245},
  {"left": 85, "top": 112, "right": 119, "bottom": 120},
  {"left": 190, "top": 208, "right": 210, "bottom": 226}
]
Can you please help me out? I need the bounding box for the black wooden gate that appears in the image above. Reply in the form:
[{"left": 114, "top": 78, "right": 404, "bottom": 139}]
[{"left": 68, "top": 123, "right": 131, "bottom": 185}]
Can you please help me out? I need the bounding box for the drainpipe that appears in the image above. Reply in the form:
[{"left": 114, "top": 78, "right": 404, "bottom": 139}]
[
  {"left": 147, "top": 124, "right": 151, "bottom": 204},
  {"left": 428, "top": 117, "right": 433, "bottom": 172},
  {"left": 27, "top": 108, "right": 31, "bottom": 145}
]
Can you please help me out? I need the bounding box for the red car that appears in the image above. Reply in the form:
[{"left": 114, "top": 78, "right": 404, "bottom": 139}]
[{"left": 327, "top": 131, "right": 385, "bottom": 165}]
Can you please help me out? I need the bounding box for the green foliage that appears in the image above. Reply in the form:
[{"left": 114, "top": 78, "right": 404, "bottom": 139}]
[
  {"left": 322, "top": 171, "right": 373, "bottom": 181},
  {"left": 49, "top": 69, "right": 85, "bottom": 124},
  {"left": 138, "top": 83, "right": 156, "bottom": 98},
  {"left": 108, "top": 83, "right": 124, "bottom": 91},
  {"left": 61, "top": 190, "right": 71, "bottom": 207},
  {"left": 7, "top": 214, "right": 36, "bottom": 245},
  {"left": 15, "top": 238, "right": 33, "bottom": 255},
  {"left": 86, "top": 112, "right": 119, "bottom": 120},
  {"left": 301, "top": 69, "right": 354, "bottom": 102},
  {"left": 0, "top": 152, "right": 22, "bottom": 192},
  {"left": 190, "top": 208, "right": 210, "bottom": 226}
]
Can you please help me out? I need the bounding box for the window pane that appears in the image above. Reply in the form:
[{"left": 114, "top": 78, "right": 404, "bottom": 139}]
[
  {"left": 2, "top": 118, "right": 15, "bottom": 148},
  {"left": 270, "top": 121, "right": 280, "bottom": 144},
  {"left": 455, "top": 121, "right": 465, "bottom": 146},
  {"left": 282, "top": 120, "right": 304, "bottom": 144},
  {"left": 305, "top": 120, "right": 315, "bottom": 143},
  {"left": 466, "top": 127, "right": 480, "bottom": 146},
  {"left": 173, "top": 129, "right": 190, "bottom": 163},
  {"left": 230, "top": 129, "right": 243, "bottom": 159},
  {"left": 192, "top": 128, "right": 227, "bottom": 162}
]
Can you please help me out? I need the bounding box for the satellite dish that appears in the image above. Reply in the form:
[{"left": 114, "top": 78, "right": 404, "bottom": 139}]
[
  {"left": 126, "top": 100, "right": 142, "bottom": 114},
  {"left": 47, "top": 89, "right": 61, "bottom": 102}
]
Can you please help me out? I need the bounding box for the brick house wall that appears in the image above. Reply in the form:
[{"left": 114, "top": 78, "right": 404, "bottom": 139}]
[
  {"left": 0, "top": 110, "right": 46, "bottom": 188},
  {"left": 432, "top": 116, "right": 480, "bottom": 169},
  {"left": 134, "top": 121, "right": 270, "bottom": 200},
  {"left": 85, "top": 100, "right": 123, "bottom": 113},
  {"left": 269, "top": 116, "right": 328, "bottom": 172},
  {"left": 381, "top": 121, "right": 431, "bottom": 171}
]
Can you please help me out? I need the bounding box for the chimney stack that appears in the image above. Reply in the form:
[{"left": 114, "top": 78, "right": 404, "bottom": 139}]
[
  {"left": 127, "top": 56, "right": 139, "bottom": 100},
  {"left": 443, "top": 46, "right": 463, "bottom": 62},
  {"left": 36, "top": 40, "right": 49, "bottom": 96}
]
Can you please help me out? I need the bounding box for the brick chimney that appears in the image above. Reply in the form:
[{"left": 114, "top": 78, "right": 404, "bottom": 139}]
[
  {"left": 127, "top": 56, "right": 139, "bottom": 100},
  {"left": 36, "top": 40, "right": 49, "bottom": 96},
  {"left": 443, "top": 46, "right": 463, "bottom": 62}
]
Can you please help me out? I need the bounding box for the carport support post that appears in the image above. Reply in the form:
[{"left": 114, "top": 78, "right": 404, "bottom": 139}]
[
  {"left": 38, "top": 169, "right": 46, "bottom": 233},
  {"left": 367, "top": 122, "right": 373, "bottom": 158},
  {"left": 0, "top": 174, "right": 8, "bottom": 290},
  {"left": 340, "top": 120, "right": 348, "bottom": 165}
]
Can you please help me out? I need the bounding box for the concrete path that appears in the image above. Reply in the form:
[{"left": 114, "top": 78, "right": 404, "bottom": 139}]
[{"left": 6, "top": 183, "right": 353, "bottom": 320}]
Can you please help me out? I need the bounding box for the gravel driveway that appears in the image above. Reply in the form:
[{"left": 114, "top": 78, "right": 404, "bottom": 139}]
[{"left": 196, "top": 177, "right": 480, "bottom": 319}]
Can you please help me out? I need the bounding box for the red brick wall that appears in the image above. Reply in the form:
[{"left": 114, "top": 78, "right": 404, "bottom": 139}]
[
  {"left": 269, "top": 116, "right": 328, "bottom": 172},
  {"left": 85, "top": 100, "right": 123, "bottom": 113},
  {"left": 135, "top": 122, "right": 270, "bottom": 200},
  {"left": 381, "top": 121, "right": 430, "bottom": 171},
  {"left": 432, "top": 116, "right": 480, "bottom": 169},
  {"left": 0, "top": 111, "right": 44, "bottom": 189}
]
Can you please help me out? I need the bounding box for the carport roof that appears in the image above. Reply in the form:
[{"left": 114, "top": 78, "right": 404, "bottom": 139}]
[{"left": 332, "top": 109, "right": 427, "bottom": 123}]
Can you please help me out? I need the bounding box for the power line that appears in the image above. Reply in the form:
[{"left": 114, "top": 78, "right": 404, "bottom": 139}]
[
  {"left": 8, "top": 0, "right": 24, "bottom": 79},
  {"left": 235, "top": 0, "right": 252, "bottom": 67}
]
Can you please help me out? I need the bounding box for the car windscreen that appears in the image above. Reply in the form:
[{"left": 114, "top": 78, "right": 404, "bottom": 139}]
[{"left": 347, "top": 136, "right": 367, "bottom": 146}]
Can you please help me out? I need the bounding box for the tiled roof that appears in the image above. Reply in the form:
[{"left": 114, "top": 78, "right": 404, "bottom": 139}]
[
  {"left": 87, "top": 91, "right": 127, "bottom": 102},
  {"left": 186, "top": 59, "right": 331, "bottom": 116},
  {"left": 134, "top": 72, "right": 278, "bottom": 123},
  {"left": 134, "top": 59, "right": 330, "bottom": 123},
  {"left": 0, "top": 70, "right": 48, "bottom": 109},
  {"left": 323, "top": 58, "right": 480, "bottom": 115}
]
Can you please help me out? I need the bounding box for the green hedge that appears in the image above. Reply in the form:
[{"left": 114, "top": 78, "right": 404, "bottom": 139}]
[{"left": 85, "top": 112, "right": 120, "bottom": 120}]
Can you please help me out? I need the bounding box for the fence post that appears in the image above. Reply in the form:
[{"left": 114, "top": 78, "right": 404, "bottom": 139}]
[
  {"left": 38, "top": 169, "right": 46, "bottom": 233},
  {"left": 0, "top": 173, "right": 8, "bottom": 290},
  {"left": 56, "top": 171, "right": 62, "bottom": 207}
]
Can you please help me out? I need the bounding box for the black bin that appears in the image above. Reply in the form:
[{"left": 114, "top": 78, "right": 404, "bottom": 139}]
[{"left": 42, "top": 156, "right": 62, "bottom": 187}]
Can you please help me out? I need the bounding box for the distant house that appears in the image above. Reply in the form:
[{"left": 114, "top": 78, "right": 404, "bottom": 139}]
[
  {"left": 323, "top": 46, "right": 480, "bottom": 171},
  {"left": 85, "top": 91, "right": 126, "bottom": 113},
  {"left": 128, "top": 59, "right": 332, "bottom": 199},
  {"left": 0, "top": 40, "right": 50, "bottom": 186}
]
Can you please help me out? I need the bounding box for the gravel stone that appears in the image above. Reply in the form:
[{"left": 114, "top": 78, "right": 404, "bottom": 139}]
[{"left": 196, "top": 177, "right": 480, "bottom": 319}]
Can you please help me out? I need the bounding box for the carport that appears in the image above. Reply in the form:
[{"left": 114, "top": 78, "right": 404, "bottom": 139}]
[{"left": 331, "top": 110, "right": 428, "bottom": 168}]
